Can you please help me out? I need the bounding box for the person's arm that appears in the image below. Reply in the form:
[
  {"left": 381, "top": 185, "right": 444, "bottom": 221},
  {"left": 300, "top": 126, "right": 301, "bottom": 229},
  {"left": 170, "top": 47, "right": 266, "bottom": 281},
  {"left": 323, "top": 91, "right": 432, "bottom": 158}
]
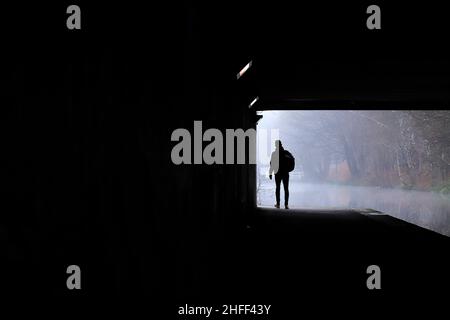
[{"left": 269, "top": 152, "right": 275, "bottom": 179}]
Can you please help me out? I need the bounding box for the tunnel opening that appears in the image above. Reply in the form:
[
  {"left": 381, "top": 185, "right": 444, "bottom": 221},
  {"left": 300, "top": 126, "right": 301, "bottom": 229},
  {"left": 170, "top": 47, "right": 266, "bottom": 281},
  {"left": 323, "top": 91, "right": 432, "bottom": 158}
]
[{"left": 255, "top": 110, "right": 450, "bottom": 237}]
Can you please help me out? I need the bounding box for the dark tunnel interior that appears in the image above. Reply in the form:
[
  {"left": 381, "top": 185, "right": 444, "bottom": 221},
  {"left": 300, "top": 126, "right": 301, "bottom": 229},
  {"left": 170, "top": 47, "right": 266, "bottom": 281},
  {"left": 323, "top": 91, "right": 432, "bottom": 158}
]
[{"left": 1, "top": 1, "right": 449, "bottom": 314}]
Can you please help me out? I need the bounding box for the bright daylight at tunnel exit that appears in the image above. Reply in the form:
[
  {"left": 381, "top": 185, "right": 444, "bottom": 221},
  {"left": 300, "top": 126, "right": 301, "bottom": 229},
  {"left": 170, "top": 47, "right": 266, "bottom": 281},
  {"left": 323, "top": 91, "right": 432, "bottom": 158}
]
[{"left": 256, "top": 110, "right": 450, "bottom": 237}]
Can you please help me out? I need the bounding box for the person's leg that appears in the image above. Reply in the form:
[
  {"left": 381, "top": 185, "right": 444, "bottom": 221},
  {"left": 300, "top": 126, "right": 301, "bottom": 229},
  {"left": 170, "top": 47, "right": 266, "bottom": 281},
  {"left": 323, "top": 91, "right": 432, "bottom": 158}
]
[
  {"left": 282, "top": 174, "right": 289, "bottom": 208},
  {"left": 275, "top": 174, "right": 282, "bottom": 207}
]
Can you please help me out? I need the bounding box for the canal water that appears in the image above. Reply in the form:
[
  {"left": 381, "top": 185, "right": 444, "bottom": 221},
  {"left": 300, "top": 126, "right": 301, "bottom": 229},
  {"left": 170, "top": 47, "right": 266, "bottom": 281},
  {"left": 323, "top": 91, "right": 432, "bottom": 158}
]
[{"left": 258, "top": 179, "right": 450, "bottom": 237}]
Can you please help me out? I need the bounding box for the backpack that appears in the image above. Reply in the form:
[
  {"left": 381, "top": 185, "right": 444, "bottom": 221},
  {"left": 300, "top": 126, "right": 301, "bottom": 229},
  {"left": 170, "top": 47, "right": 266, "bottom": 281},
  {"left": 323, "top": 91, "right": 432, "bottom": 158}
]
[{"left": 283, "top": 150, "right": 295, "bottom": 172}]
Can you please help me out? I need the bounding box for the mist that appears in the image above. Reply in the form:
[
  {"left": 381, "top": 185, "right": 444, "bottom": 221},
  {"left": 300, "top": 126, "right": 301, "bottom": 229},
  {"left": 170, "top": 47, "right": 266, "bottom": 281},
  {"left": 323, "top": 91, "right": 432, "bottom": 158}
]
[{"left": 257, "top": 110, "right": 450, "bottom": 236}]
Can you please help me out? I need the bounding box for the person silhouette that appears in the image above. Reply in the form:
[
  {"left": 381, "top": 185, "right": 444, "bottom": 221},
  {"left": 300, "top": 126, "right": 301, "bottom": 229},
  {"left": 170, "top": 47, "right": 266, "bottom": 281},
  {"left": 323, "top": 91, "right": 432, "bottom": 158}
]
[{"left": 269, "top": 140, "right": 290, "bottom": 209}]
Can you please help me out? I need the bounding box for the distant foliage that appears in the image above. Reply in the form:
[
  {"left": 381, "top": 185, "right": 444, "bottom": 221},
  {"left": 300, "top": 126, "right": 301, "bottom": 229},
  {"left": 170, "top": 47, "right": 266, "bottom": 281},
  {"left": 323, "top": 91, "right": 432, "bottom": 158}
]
[{"left": 261, "top": 110, "right": 450, "bottom": 191}]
